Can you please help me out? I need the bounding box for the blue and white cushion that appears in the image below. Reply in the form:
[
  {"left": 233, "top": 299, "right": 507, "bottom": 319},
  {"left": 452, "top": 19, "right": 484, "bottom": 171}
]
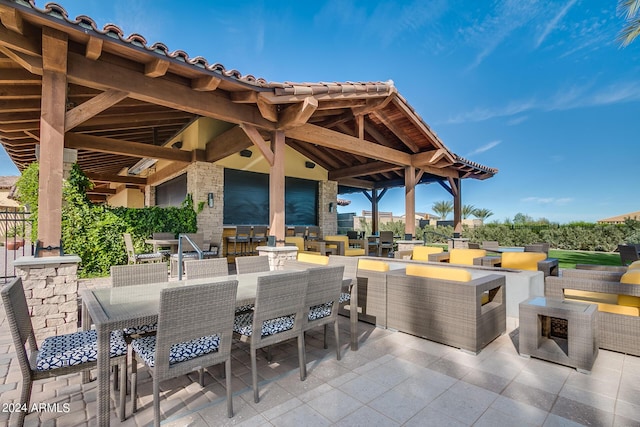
[
  {"left": 131, "top": 334, "right": 220, "bottom": 367},
  {"left": 235, "top": 304, "right": 254, "bottom": 314},
  {"left": 308, "top": 303, "right": 333, "bottom": 321},
  {"left": 123, "top": 322, "right": 158, "bottom": 336},
  {"left": 36, "top": 330, "right": 127, "bottom": 371},
  {"left": 233, "top": 312, "right": 295, "bottom": 337},
  {"left": 135, "top": 252, "right": 163, "bottom": 261},
  {"left": 339, "top": 292, "right": 350, "bottom": 303}
]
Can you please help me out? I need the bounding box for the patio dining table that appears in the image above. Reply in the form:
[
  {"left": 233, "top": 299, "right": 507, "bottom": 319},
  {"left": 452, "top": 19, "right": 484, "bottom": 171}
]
[
  {"left": 144, "top": 238, "right": 179, "bottom": 253},
  {"left": 81, "top": 269, "right": 289, "bottom": 426}
]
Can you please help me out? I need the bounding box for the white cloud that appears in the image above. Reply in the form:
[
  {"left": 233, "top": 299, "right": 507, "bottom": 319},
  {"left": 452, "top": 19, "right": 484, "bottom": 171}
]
[
  {"left": 535, "top": 0, "right": 578, "bottom": 48},
  {"left": 521, "top": 197, "right": 574, "bottom": 205},
  {"left": 466, "top": 140, "right": 501, "bottom": 157},
  {"left": 444, "top": 80, "right": 640, "bottom": 124}
]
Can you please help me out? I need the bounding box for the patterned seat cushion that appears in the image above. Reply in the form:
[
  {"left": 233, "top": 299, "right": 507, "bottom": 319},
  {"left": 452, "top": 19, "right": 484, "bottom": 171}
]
[
  {"left": 339, "top": 292, "right": 350, "bottom": 303},
  {"left": 135, "top": 252, "right": 163, "bottom": 260},
  {"left": 308, "top": 303, "right": 333, "bottom": 321},
  {"left": 36, "top": 330, "right": 127, "bottom": 371},
  {"left": 234, "top": 312, "right": 295, "bottom": 337},
  {"left": 235, "top": 304, "right": 254, "bottom": 314},
  {"left": 123, "top": 322, "right": 158, "bottom": 336},
  {"left": 131, "top": 334, "right": 220, "bottom": 367}
]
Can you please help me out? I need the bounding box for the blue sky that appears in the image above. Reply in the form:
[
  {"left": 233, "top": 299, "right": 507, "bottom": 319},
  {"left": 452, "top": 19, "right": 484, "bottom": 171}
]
[{"left": 1, "top": 0, "right": 639, "bottom": 223}]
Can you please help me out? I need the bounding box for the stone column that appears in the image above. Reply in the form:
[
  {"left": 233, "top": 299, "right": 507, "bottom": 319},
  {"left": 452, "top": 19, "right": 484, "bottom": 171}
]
[
  {"left": 257, "top": 246, "right": 298, "bottom": 270},
  {"left": 186, "top": 162, "right": 224, "bottom": 252},
  {"left": 13, "top": 255, "right": 81, "bottom": 342},
  {"left": 318, "top": 180, "right": 338, "bottom": 237}
]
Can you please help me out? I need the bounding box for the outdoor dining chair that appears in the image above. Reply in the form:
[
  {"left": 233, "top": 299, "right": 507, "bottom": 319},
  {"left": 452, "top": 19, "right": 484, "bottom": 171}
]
[
  {"left": 169, "top": 233, "right": 218, "bottom": 276},
  {"left": 235, "top": 255, "right": 270, "bottom": 274},
  {"left": 111, "top": 263, "right": 168, "bottom": 338},
  {"left": 184, "top": 257, "right": 229, "bottom": 279},
  {"left": 378, "top": 231, "right": 395, "bottom": 257},
  {"left": 150, "top": 232, "right": 175, "bottom": 259},
  {"left": 130, "top": 280, "right": 238, "bottom": 425},
  {"left": 1, "top": 278, "right": 128, "bottom": 425},
  {"left": 303, "top": 265, "right": 345, "bottom": 367},
  {"left": 619, "top": 244, "right": 640, "bottom": 266},
  {"left": 226, "top": 226, "right": 251, "bottom": 257},
  {"left": 250, "top": 225, "right": 268, "bottom": 255},
  {"left": 123, "top": 232, "right": 163, "bottom": 264},
  {"left": 233, "top": 270, "right": 309, "bottom": 403}
]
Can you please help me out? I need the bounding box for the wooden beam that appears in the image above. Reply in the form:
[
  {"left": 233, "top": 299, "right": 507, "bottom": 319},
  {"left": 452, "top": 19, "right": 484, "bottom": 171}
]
[
  {"left": 277, "top": 97, "right": 318, "bottom": 130},
  {"left": 65, "top": 51, "right": 275, "bottom": 130},
  {"left": 65, "top": 89, "right": 129, "bottom": 131},
  {"left": 328, "top": 161, "right": 400, "bottom": 180},
  {"left": 356, "top": 115, "right": 364, "bottom": 139},
  {"left": 257, "top": 97, "right": 278, "bottom": 122},
  {"left": 86, "top": 187, "right": 116, "bottom": 195},
  {"left": 205, "top": 125, "right": 252, "bottom": 162},
  {"left": 351, "top": 91, "right": 396, "bottom": 116},
  {"left": 85, "top": 172, "right": 146, "bottom": 185},
  {"left": 241, "top": 123, "right": 274, "bottom": 165},
  {"left": 0, "top": 68, "right": 41, "bottom": 84},
  {"left": 230, "top": 91, "right": 257, "bottom": 103},
  {"left": 144, "top": 58, "right": 170, "bottom": 78},
  {"left": 41, "top": 28, "right": 67, "bottom": 74},
  {"left": 0, "top": 5, "right": 24, "bottom": 34},
  {"left": 191, "top": 75, "right": 221, "bottom": 91},
  {"left": 0, "top": 24, "right": 41, "bottom": 56},
  {"left": 85, "top": 36, "right": 103, "bottom": 60},
  {"left": 392, "top": 97, "right": 450, "bottom": 153},
  {"left": 372, "top": 108, "right": 420, "bottom": 153},
  {"left": 146, "top": 161, "right": 188, "bottom": 186},
  {"left": 286, "top": 123, "right": 412, "bottom": 166},
  {"left": 0, "top": 45, "right": 41, "bottom": 74},
  {"left": 269, "top": 130, "right": 285, "bottom": 242},
  {"left": 65, "top": 133, "right": 192, "bottom": 162},
  {"left": 411, "top": 149, "right": 452, "bottom": 168},
  {"left": 336, "top": 177, "right": 375, "bottom": 189}
]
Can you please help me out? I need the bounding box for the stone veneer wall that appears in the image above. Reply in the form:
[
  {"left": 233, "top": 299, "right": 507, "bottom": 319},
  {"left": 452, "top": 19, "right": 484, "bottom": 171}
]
[
  {"left": 186, "top": 162, "right": 224, "bottom": 252},
  {"left": 14, "top": 256, "right": 81, "bottom": 343},
  {"left": 318, "top": 180, "right": 337, "bottom": 237}
]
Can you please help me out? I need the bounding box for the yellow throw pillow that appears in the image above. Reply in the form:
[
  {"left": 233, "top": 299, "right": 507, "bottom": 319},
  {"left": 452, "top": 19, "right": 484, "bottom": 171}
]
[
  {"left": 406, "top": 264, "right": 471, "bottom": 282},
  {"left": 358, "top": 259, "right": 389, "bottom": 272},
  {"left": 501, "top": 252, "right": 547, "bottom": 271},
  {"left": 627, "top": 261, "right": 640, "bottom": 270},
  {"left": 297, "top": 252, "right": 329, "bottom": 265},
  {"left": 412, "top": 246, "right": 443, "bottom": 261},
  {"left": 618, "top": 271, "right": 640, "bottom": 307},
  {"left": 449, "top": 249, "right": 487, "bottom": 265}
]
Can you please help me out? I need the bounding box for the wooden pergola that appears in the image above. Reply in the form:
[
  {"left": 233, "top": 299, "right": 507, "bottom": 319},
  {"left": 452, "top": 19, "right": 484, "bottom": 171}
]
[{"left": 0, "top": 0, "right": 497, "bottom": 254}]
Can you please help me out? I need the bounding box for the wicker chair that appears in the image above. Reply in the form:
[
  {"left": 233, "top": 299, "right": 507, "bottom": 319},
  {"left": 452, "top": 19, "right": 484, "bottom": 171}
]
[
  {"left": 307, "top": 226, "right": 320, "bottom": 241},
  {"left": 1, "top": 278, "right": 128, "bottom": 424},
  {"left": 111, "top": 263, "right": 168, "bottom": 337},
  {"left": 124, "top": 232, "right": 163, "bottom": 264},
  {"left": 328, "top": 255, "right": 360, "bottom": 350},
  {"left": 169, "top": 233, "right": 218, "bottom": 276},
  {"left": 184, "top": 258, "right": 229, "bottom": 279},
  {"left": 151, "top": 232, "right": 175, "bottom": 258},
  {"left": 233, "top": 270, "right": 309, "bottom": 403},
  {"left": 131, "top": 280, "right": 238, "bottom": 425},
  {"left": 378, "top": 231, "right": 394, "bottom": 257},
  {"left": 619, "top": 244, "right": 640, "bottom": 266},
  {"left": 235, "top": 255, "right": 270, "bottom": 274},
  {"left": 303, "top": 266, "right": 345, "bottom": 362}
]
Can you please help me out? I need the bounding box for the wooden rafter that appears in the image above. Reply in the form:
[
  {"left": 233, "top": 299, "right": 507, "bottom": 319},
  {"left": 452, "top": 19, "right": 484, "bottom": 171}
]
[
  {"left": 205, "top": 125, "right": 251, "bottom": 162},
  {"left": 328, "top": 161, "right": 400, "bottom": 180},
  {"left": 277, "top": 97, "right": 318, "bottom": 130},
  {"left": 65, "top": 89, "right": 129, "bottom": 131},
  {"left": 241, "top": 123, "right": 274, "bottom": 165}
]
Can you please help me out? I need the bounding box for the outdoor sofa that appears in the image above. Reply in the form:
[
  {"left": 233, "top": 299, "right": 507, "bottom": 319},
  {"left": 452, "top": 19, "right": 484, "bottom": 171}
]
[
  {"left": 545, "top": 270, "right": 640, "bottom": 356},
  {"left": 386, "top": 264, "right": 506, "bottom": 354}
]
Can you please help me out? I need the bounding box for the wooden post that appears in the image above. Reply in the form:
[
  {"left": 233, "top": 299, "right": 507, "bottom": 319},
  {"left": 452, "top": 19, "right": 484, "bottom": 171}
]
[
  {"left": 371, "top": 188, "right": 379, "bottom": 234},
  {"left": 405, "top": 166, "right": 416, "bottom": 237},
  {"left": 38, "top": 28, "right": 67, "bottom": 255},
  {"left": 269, "top": 130, "right": 285, "bottom": 243},
  {"left": 452, "top": 178, "right": 462, "bottom": 235}
]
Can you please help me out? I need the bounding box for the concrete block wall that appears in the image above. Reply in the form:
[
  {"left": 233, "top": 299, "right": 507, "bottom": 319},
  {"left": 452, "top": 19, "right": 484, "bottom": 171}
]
[
  {"left": 187, "top": 162, "right": 224, "bottom": 252},
  {"left": 319, "top": 180, "right": 338, "bottom": 237}
]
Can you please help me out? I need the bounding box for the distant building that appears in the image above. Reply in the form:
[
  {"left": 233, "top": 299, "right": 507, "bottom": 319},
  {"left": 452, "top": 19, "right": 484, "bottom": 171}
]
[
  {"left": 0, "top": 176, "right": 20, "bottom": 210},
  {"left": 351, "top": 211, "right": 483, "bottom": 232},
  {"left": 597, "top": 211, "right": 640, "bottom": 224}
]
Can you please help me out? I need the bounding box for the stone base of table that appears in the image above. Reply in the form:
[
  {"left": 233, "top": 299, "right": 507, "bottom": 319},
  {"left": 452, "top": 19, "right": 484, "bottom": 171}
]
[
  {"left": 13, "top": 255, "right": 82, "bottom": 342},
  {"left": 519, "top": 297, "right": 598, "bottom": 374},
  {"left": 396, "top": 240, "right": 424, "bottom": 253},
  {"left": 256, "top": 246, "right": 298, "bottom": 270}
]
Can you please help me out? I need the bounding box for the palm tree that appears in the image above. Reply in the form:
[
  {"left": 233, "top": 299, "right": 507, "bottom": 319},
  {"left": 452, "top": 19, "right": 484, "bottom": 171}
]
[
  {"left": 618, "top": 0, "right": 640, "bottom": 46},
  {"left": 473, "top": 208, "right": 493, "bottom": 222},
  {"left": 432, "top": 200, "right": 453, "bottom": 221},
  {"left": 462, "top": 204, "right": 476, "bottom": 219}
]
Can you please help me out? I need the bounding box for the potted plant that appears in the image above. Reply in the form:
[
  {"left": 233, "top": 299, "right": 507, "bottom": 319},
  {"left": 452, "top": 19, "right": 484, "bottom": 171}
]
[{"left": 5, "top": 226, "right": 25, "bottom": 250}]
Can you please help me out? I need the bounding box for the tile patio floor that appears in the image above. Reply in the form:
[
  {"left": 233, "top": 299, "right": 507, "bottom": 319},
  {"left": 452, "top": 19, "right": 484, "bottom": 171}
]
[{"left": 0, "top": 280, "right": 639, "bottom": 426}]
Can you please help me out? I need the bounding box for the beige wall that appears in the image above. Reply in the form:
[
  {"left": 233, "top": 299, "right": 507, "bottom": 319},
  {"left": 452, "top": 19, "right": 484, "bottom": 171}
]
[{"left": 108, "top": 187, "right": 144, "bottom": 208}]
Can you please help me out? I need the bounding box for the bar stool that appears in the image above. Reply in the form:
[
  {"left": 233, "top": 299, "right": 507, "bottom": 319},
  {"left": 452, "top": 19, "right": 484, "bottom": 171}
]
[
  {"left": 250, "top": 225, "right": 267, "bottom": 255},
  {"left": 226, "top": 225, "right": 251, "bottom": 257}
]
